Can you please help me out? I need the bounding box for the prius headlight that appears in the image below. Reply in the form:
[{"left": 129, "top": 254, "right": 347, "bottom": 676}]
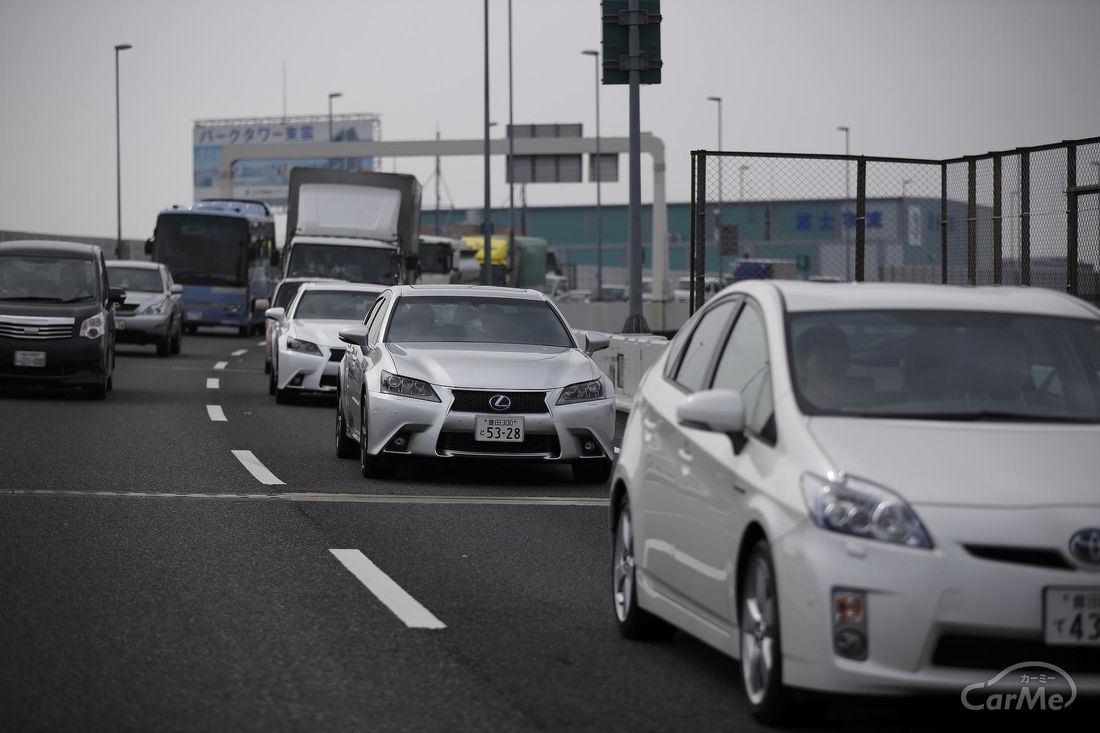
[
  {"left": 380, "top": 370, "right": 440, "bottom": 402},
  {"left": 286, "top": 337, "right": 322, "bottom": 356},
  {"left": 801, "top": 473, "right": 933, "bottom": 549},
  {"left": 556, "top": 378, "right": 605, "bottom": 404}
]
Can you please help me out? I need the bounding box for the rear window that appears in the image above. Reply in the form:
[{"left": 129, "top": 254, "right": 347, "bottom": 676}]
[
  {"left": 292, "top": 290, "right": 380, "bottom": 321},
  {"left": 107, "top": 266, "right": 163, "bottom": 292}
]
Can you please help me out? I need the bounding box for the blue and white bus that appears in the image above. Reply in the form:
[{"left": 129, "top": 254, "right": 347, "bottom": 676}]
[{"left": 148, "top": 199, "right": 277, "bottom": 335}]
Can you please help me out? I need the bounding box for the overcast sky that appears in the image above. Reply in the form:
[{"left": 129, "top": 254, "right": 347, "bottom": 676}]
[{"left": 1, "top": 0, "right": 1098, "bottom": 240}]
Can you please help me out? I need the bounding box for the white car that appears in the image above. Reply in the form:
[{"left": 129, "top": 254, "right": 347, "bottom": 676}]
[
  {"left": 335, "top": 285, "right": 616, "bottom": 483},
  {"left": 267, "top": 282, "right": 385, "bottom": 404},
  {"left": 263, "top": 277, "right": 345, "bottom": 374},
  {"left": 610, "top": 280, "right": 1100, "bottom": 720}
]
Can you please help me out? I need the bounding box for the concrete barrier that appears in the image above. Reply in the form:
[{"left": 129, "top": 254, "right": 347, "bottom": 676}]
[
  {"left": 574, "top": 330, "right": 669, "bottom": 412},
  {"left": 558, "top": 300, "right": 691, "bottom": 334}
]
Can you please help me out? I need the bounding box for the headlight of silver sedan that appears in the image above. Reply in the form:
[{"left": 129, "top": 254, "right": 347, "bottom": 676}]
[
  {"left": 380, "top": 370, "right": 440, "bottom": 402},
  {"left": 801, "top": 473, "right": 933, "bottom": 549},
  {"left": 286, "top": 337, "right": 322, "bottom": 356},
  {"left": 556, "top": 378, "right": 605, "bottom": 405},
  {"left": 141, "top": 297, "right": 170, "bottom": 315}
]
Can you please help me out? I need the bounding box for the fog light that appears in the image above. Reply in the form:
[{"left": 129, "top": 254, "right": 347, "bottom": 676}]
[
  {"left": 384, "top": 431, "right": 412, "bottom": 453},
  {"left": 289, "top": 374, "right": 304, "bottom": 387},
  {"left": 584, "top": 440, "right": 596, "bottom": 452},
  {"left": 393, "top": 436, "right": 407, "bottom": 448},
  {"left": 833, "top": 590, "right": 865, "bottom": 625},
  {"left": 833, "top": 628, "right": 866, "bottom": 659}
]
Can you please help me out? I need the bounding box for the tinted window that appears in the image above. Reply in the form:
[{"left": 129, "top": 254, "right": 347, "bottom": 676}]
[
  {"left": 292, "top": 291, "right": 380, "bottom": 321},
  {"left": 107, "top": 266, "right": 163, "bottom": 292},
  {"left": 156, "top": 214, "right": 249, "bottom": 286},
  {"left": 366, "top": 296, "right": 389, "bottom": 345},
  {"left": 385, "top": 296, "right": 573, "bottom": 347},
  {"left": 273, "top": 282, "right": 304, "bottom": 310},
  {"left": 0, "top": 255, "right": 98, "bottom": 303},
  {"left": 674, "top": 300, "right": 738, "bottom": 391},
  {"left": 713, "top": 303, "right": 774, "bottom": 436},
  {"left": 286, "top": 243, "right": 397, "bottom": 285}
]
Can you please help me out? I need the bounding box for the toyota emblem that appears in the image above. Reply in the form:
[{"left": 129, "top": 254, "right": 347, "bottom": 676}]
[
  {"left": 1069, "top": 529, "right": 1100, "bottom": 565},
  {"left": 489, "top": 394, "right": 512, "bottom": 411}
]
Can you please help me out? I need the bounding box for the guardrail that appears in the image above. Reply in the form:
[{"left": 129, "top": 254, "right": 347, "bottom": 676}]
[{"left": 575, "top": 330, "right": 669, "bottom": 412}]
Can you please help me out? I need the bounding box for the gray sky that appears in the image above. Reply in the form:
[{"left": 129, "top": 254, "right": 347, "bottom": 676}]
[{"left": 1, "top": 0, "right": 1098, "bottom": 240}]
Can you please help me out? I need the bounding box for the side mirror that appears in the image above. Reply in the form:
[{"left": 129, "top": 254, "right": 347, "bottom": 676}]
[
  {"left": 144, "top": 238, "right": 153, "bottom": 256},
  {"left": 170, "top": 284, "right": 183, "bottom": 295},
  {"left": 338, "top": 327, "right": 370, "bottom": 351},
  {"left": 264, "top": 307, "right": 286, "bottom": 321},
  {"left": 677, "top": 388, "right": 748, "bottom": 453},
  {"left": 584, "top": 331, "right": 611, "bottom": 355},
  {"left": 108, "top": 287, "right": 127, "bottom": 305},
  {"left": 253, "top": 298, "right": 271, "bottom": 314}
]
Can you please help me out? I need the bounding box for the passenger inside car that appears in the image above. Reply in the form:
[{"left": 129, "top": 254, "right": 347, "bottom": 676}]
[{"left": 795, "top": 325, "right": 868, "bottom": 409}]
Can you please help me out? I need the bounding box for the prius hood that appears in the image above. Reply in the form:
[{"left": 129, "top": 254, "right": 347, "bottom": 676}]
[
  {"left": 806, "top": 417, "right": 1100, "bottom": 507},
  {"left": 385, "top": 342, "right": 599, "bottom": 390}
]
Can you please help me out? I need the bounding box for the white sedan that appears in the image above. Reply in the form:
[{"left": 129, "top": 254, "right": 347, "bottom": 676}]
[
  {"left": 335, "top": 285, "right": 616, "bottom": 482},
  {"left": 610, "top": 280, "right": 1100, "bottom": 720},
  {"left": 266, "top": 282, "right": 385, "bottom": 404}
]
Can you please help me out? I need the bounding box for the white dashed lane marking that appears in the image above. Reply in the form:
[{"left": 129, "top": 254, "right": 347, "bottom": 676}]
[
  {"left": 330, "top": 549, "right": 446, "bottom": 630},
  {"left": 213, "top": 361, "right": 228, "bottom": 370},
  {"left": 255, "top": 341, "right": 265, "bottom": 347},
  {"left": 206, "top": 405, "right": 227, "bottom": 422},
  {"left": 230, "top": 450, "right": 284, "bottom": 485},
  {"left": 230, "top": 349, "right": 247, "bottom": 357},
  {"left": 206, "top": 378, "right": 219, "bottom": 389}
]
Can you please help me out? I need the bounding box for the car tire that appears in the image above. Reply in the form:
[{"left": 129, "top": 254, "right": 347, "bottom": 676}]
[
  {"left": 612, "top": 500, "right": 675, "bottom": 640},
  {"left": 572, "top": 458, "right": 612, "bottom": 484},
  {"left": 359, "top": 399, "right": 393, "bottom": 478},
  {"left": 264, "top": 359, "right": 271, "bottom": 375},
  {"left": 268, "top": 361, "right": 277, "bottom": 396},
  {"left": 740, "top": 539, "right": 793, "bottom": 724},
  {"left": 170, "top": 321, "right": 182, "bottom": 354},
  {"left": 335, "top": 400, "right": 357, "bottom": 459},
  {"left": 156, "top": 334, "right": 171, "bottom": 357}
]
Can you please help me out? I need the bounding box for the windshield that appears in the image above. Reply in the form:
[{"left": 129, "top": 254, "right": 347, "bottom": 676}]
[
  {"left": 292, "top": 290, "right": 380, "bottom": 321},
  {"left": 0, "top": 255, "right": 98, "bottom": 302},
  {"left": 286, "top": 243, "right": 397, "bottom": 284},
  {"left": 386, "top": 296, "right": 573, "bottom": 347},
  {"left": 107, "top": 266, "right": 163, "bottom": 292},
  {"left": 788, "top": 310, "right": 1100, "bottom": 422},
  {"left": 156, "top": 214, "right": 249, "bottom": 286}
]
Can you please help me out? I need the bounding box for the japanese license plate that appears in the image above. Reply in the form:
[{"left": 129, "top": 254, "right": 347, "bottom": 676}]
[
  {"left": 1044, "top": 588, "right": 1100, "bottom": 646},
  {"left": 14, "top": 350, "right": 46, "bottom": 367},
  {"left": 475, "top": 415, "right": 524, "bottom": 442}
]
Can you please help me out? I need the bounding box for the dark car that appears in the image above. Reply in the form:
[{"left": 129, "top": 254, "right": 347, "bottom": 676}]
[{"left": 0, "top": 240, "right": 125, "bottom": 398}]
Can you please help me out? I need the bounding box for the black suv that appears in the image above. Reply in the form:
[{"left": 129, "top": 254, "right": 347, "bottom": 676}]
[{"left": 0, "top": 240, "right": 126, "bottom": 398}]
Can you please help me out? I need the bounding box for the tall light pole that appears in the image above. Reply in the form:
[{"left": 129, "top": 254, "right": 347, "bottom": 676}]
[
  {"left": 114, "top": 43, "right": 132, "bottom": 258},
  {"left": 327, "top": 92, "right": 342, "bottom": 142},
  {"left": 507, "top": 0, "right": 516, "bottom": 286},
  {"left": 583, "top": 49, "right": 602, "bottom": 300},
  {"left": 482, "top": 0, "right": 492, "bottom": 285},
  {"left": 837, "top": 125, "right": 851, "bottom": 279},
  {"left": 707, "top": 95, "right": 723, "bottom": 241}
]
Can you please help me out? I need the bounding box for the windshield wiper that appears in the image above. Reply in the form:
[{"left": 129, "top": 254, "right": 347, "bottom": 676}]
[{"left": 0, "top": 295, "right": 65, "bottom": 302}]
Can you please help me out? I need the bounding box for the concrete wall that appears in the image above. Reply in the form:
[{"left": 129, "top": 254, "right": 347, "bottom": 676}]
[{"left": 559, "top": 300, "right": 691, "bottom": 334}]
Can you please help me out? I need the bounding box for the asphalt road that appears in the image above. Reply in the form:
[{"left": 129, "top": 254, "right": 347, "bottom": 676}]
[{"left": 1, "top": 331, "right": 1092, "bottom": 731}]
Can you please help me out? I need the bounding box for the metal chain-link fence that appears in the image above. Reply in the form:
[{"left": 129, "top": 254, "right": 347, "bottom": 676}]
[{"left": 689, "top": 136, "right": 1100, "bottom": 313}]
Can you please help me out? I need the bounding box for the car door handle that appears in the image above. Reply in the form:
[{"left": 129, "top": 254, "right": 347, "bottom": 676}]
[{"left": 677, "top": 446, "right": 693, "bottom": 463}]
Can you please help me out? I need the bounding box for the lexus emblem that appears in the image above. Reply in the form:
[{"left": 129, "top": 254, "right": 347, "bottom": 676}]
[
  {"left": 1069, "top": 529, "right": 1100, "bottom": 565},
  {"left": 489, "top": 394, "right": 512, "bottom": 411}
]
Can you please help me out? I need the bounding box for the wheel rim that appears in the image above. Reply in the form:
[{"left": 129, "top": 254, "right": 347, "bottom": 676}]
[
  {"left": 741, "top": 555, "right": 777, "bottom": 705},
  {"left": 613, "top": 507, "right": 635, "bottom": 623}
]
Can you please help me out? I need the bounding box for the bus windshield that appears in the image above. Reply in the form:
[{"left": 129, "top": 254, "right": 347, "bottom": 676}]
[
  {"left": 285, "top": 243, "right": 398, "bottom": 284},
  {"left": 156, "top": 214, "right": 249, "bottom": 286}
]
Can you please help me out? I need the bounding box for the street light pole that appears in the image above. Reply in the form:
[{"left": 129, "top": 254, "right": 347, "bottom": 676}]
[
  {"left": 583, "top": 50, "right": 602, "bottom": 300},
  {"left": 837, "top": 125, "right": 851, "bottom": 279},
  {"left": 114, "top": 43, "right": 132, "bottom": 258},
  {"left": 482, "top": 0, "right": 492, "bottom": 285},
  {"left": 507, "top": 0, "right": 515, "bottom": 286},
  {"left": 707, "top": 96, "right": 723, "bottom": 261},
  {"left": 328, "top": 92, "right": 342, "bottom": 142}
]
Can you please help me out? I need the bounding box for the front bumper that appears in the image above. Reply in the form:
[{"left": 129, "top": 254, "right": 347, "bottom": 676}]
[
  {"left": 115, "top": 313, "right": 172, "bottom": 344},
  {"left": 365, "top": 388, "right": 616, "bottom": 462},
  {"left": 275, "top": 346, "right": 342, "bottom": 394},
  {"left": 0, "top": 335, "right": 108, "bottom": 387},
  {"left": 774, "top": 504, "right": 1100, "bottom": 696}
]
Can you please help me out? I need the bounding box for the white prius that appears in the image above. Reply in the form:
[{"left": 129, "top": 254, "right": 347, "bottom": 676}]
[
  {"left": 335, "top": 285, "right": 616, "bottom": 483},
  {"left": 609, "top": 280, "right": 1100, "bottom": 721}
]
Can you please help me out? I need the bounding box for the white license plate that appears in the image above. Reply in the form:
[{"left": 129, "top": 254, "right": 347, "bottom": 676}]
[
  {"left": 475, "top": 415, "right": 524, "bottom": 442},
  {"left": 1044, "top": 588, "right": 1100, "bottom": 646},
  {"left": 186, "top": 310, "right": 202, "bottom": 321},
  {"left": 14, "top": 350, "right": 46, "bottom": 367}
]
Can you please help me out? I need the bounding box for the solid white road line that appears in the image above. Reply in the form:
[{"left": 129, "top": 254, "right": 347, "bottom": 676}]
[
  {"left": 213, "top": 361, "right": 228, "bottom": 370},
  {"left": 206, "top": 378, "right": 220, "bottom": 389},
  {"left": 206, "top": 405, "right": 227, "bottom": 422},
  {"left": 330, "top": 549, "right": 446, "bottom": 630},
  {"left": 231, "top": 349, "right": 247, "bottom": 357},
  {"left": 231, "top": 450, "right": 285, "bottom": 485},
  {"left": 284, "top": 493, "right": 608, "bottom": 507}
]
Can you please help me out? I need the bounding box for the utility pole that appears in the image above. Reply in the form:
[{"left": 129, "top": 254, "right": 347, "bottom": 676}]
[
  {"left": 114, "top": 43, "right": 132, "bottom": 258},
  {"left": 434, "top": 125, "right": 441, "bottom": 235},
  {"left": 507, "top": 0, "right": 516, "bottom": 286},
  {"left": 482, "top": 0, "right": 492, "bottom": 285},
  {"left": 622, "top": 0, "right": 649, "bottom": 332}
]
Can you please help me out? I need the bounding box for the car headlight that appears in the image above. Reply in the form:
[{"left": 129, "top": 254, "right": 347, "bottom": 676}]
[
  {"left": 141, "top": 297, "right": 169, "bottom": 315},
  {"left": 556, "top": 378, "right": 605, "bottom": 404},
  {"left": 380, "top": 370, "right": 440, "bottom": 402},
  {"left": 286, "top": 337, "right": 322, "bottom": 356},
  {"left": 79, "top": 312, "right": 106, "bottom": 339},
  {"left": 801, "top": 473, "right": 933, "bottom": 549}
]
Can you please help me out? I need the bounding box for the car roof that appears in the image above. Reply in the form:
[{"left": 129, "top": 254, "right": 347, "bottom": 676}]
[
  {"left": 737, "top": 280, "right": 1100, "bottom": 319},
  {"left": 296, "top": 282, "right": 388, "bottom": 294},
  {"left": 393, "top": 285, "right": 548, "bottom": 301},
  {"left": 106, "top": 259, "right": 161, "bottom": 270},
  {"left": 0, "top": 240, "right": 100, "bottom": 258}
]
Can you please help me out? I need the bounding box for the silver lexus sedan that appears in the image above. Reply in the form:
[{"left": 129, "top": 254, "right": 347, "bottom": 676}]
[{"left": 335, "top": 285, "right": 615, "bottom": 482}]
